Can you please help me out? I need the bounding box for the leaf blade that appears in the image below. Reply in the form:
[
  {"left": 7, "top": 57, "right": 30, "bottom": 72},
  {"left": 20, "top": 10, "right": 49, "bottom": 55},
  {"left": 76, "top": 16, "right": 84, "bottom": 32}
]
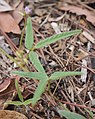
[
  {"left": 15, "top": 79, "right": 24, "bottom": 102},
  {"left": 58, "top": 110, "right": 86, "bottom": 119},
  {"left": 32, "top": 80, "right": 48, "bottom": 106},
  {"left": 29, "top": 51, "right": 45, "bottom": 72},
  {"left": 6, "top": 101, "right": 23, "bottom": 106},
  {"left": 49, "top": 71, "right": 82, "bottom": 80},
  {"left": 12, "top": 71, "right": 48, "bottom": 80},
  {"left": 25, "top": 17, "right": 34, "bottom": 49},
  {"left": 29, "top": 51, "right": 48, "bottom": 79},
  {"left": 23, "top": 99, "right": 32, "bottom": 106},
  {"left": 35, "top": 30, "right": 81, "bottom": 49}
]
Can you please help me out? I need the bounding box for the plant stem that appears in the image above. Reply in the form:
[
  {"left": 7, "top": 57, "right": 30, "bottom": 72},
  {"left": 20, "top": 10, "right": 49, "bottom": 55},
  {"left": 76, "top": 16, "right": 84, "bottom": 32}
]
[{"left": 20, "top": 16, "right": 27, "bottom": 49}]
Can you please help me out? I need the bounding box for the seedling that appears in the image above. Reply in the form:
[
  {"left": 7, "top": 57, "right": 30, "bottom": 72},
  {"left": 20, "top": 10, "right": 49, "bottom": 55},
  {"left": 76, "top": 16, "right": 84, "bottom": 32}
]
[{"left": 7, "top": 16, "right": 82, "bottom": 107}]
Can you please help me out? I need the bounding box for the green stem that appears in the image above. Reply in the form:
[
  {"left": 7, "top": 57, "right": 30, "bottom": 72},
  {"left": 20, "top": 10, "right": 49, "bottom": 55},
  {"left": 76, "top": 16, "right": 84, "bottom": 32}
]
[{"left": 20, "top": 17, "right": 27, "bottom": 49}]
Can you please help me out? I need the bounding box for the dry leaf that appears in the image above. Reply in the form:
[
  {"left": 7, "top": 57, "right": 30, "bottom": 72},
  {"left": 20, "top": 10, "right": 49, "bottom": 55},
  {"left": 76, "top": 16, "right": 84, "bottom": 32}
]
[
  {"left": 0, "top": 12, "right": 21, "bottom": 34},
  {"left": 0, "top": 78, "right": 11, "bottom": 93},
  {"left": 59, "top": 5, "right": 95, "bottom": 26},
  {"left": 12, "top": 2, "right": 24, "bottom": 24},
  {"left": 0, "top": 79, "right": 16, "bottom": 109},
  {"left": 0, "top": 0, "right": 13, "bottom": 12}
]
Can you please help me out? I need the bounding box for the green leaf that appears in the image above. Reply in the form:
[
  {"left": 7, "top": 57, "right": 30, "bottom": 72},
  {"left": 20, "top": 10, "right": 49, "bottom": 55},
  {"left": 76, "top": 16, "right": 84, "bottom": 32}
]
[
  {"left": 35, "top": 30, "right": 81, "bottom": 49},
  {"left": 49, "top": 71, "right": 82, "bottom": 80},
  {"left": 12, "top": 71, "right": 48, "bottom": 80},
  {"left": 23, "top": 99, "right": 32, "bottom": 106},
  {"left": 32, "top": 80, "right": 48, "bottom": 106},
  {"left": 15, "top": 79, "right": 24, "bottom": 102},
  {"left": 29, "top": 51, "right": 48, "bottom": 78},
  {"left": 58, "top": 110, "right": 86, "bottom": 119},
  {"left": 29, "top": 51, "right": 45, "bottom": 72},
  {"left": 25, "top": 17, "right": 34, "bottom": 49},
  {"left": 6, "top": 101, "right": 23, "bottom": 106}
]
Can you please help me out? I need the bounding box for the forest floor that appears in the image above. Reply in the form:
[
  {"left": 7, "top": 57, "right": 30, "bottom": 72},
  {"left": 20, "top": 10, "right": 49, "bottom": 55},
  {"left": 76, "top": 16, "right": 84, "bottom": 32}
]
[{"left": 0, "top": 0, "right": 95, "bottom": 119}]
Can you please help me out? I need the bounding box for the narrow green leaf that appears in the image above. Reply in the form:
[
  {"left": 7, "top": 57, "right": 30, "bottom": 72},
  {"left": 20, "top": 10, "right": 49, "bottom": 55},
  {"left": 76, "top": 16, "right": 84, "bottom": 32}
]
[
  {"left": 25, "top": 17, "right": 34, "bottom": 49},
  {"left": 32, "top": 80, "right": 48, "bottom": 106},
  {"left": 15, "top": 79, "right": 24, "bottom": 102},
  {"left": 58, "top": 110, "right": 86, "bottom": 119},
  {"left": 35, "top": 30, "right": 81, "bottom": 49},
  {"left": 29, "top": 51, "right": 48, "bottom": 79},
  {"left": 23, "top": 99, "right": 32, "bottom": 106},
  {"left": 12, "top": 71, "right": 48, "bottom": 80},
  {"left": 6, "top": 101, "right": 23, "bottom": 106},
  {"left": 29, "top": 51, "right": 45, "bottom": 72},
  {"left": 49, "top": 71, "right": 82, "bottom": 80}
]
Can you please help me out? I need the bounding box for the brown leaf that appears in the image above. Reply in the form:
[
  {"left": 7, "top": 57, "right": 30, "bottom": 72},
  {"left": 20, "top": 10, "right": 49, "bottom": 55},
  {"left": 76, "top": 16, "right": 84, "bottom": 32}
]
[
  {"left": 59, "top": 5, "right": 95, "bottom": 26},
  {"left": 0, "top": 12, "right": 21, "bottom": 34},
  {"left": 12, "top": 2, "right": 24, "bottom": 24},
  {"left": 0, "top": 78, "right": 11, "bottom": 93},
  {"left": 0, "top": 79, "right": 15, "bottom": 109}
]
